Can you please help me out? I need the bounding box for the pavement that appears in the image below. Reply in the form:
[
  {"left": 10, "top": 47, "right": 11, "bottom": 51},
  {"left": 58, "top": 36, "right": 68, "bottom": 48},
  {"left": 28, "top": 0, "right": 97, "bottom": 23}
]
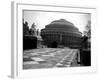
[{"left": 23, "top": 48, "right": 79, "bottom": 69}]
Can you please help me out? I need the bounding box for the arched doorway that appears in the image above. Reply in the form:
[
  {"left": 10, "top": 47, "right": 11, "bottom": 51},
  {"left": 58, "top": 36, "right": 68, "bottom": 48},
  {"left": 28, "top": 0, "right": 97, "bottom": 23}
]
[{"left": 51, "top": 41, "right": 58, "bottom": 48}]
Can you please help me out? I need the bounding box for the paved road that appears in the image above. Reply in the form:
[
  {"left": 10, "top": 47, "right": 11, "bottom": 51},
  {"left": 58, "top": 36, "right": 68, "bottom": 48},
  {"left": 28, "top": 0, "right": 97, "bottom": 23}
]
[{"left": 23, "top": 48, "right": 79, "bottom": 69}]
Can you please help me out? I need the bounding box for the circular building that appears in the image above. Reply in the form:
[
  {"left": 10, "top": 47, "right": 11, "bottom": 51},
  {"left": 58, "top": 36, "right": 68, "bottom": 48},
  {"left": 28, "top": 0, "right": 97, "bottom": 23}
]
[{"left": 41, "top": 19, "right": 82, "bottom": 48}]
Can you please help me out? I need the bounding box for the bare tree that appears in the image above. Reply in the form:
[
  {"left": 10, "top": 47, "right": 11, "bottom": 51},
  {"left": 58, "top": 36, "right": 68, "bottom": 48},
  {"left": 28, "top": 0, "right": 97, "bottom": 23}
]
[
  {"left": 84, "top": 20, "right": 91, "bottom": 37},
  {"left": 23, "top": 21, "right": 29, "bottom": 36},
  {"left": 29, "top": 22, "right": 37, "bottom": 35}
]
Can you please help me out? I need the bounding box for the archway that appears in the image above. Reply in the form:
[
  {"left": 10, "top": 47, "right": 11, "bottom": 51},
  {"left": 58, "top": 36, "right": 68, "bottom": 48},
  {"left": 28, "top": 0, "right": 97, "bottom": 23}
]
[{"left": 51, "top": 41, "right": 58, "bottom": 48}]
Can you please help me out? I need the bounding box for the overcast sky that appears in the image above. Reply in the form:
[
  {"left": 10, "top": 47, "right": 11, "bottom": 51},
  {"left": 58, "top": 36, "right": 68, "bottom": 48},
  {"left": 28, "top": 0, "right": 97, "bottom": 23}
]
[{"left": 23, "top": 10, "right": 91, "bottom": 33}]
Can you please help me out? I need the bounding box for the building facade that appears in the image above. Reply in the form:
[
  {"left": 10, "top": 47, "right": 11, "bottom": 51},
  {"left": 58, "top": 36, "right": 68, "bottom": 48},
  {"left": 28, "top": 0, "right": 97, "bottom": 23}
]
[{"left": 41, "top": 19, "right": 82, "bottom": 48}]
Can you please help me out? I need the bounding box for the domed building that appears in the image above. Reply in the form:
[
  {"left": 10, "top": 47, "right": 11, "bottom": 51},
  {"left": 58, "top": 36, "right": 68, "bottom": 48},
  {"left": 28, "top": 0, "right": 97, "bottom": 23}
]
[{"left": 41, "top": 19, "right": 82, "bottom": 48}]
